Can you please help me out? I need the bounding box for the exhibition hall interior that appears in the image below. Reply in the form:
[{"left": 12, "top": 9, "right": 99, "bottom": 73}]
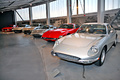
[{"left": 0, "top": 0, "right": 120, "bottom": 80}]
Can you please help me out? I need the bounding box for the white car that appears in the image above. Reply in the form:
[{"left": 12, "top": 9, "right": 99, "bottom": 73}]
[
  {"left": 51, "top": 23, "right": 117, "bottom": 66},
  {"left": 12, "top": 24, "right": 30, "bottom": 33}
]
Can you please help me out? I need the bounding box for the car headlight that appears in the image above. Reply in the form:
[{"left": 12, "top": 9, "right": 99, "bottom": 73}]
[
  {"left": 53, "top": 40, "right": 59, "bottom": 49},
  {"left": 59, "top": 35, "right": 63, "bottom": 38},
  {"left": 91, "top": 47, "right": 98, "bottom": 53},
  {"left": 88, "top": 46, "right": 99, "bottom": 56},
  {"left": 53, "top": 37, "right": 65, "bottom": 49},
  {"left": 55, "top": 40, "right": 59, "bottom": 45}
]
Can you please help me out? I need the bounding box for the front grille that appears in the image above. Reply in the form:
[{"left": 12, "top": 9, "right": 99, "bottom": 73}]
[
  {"left": 56, "top": 53, "right": 80, "bottom": 61},
  {"left": 3, "top": 29, "right": 7, "bottom": 31},
  {"left": 43, "top": 37, "right": 57, "bottom": 40}
]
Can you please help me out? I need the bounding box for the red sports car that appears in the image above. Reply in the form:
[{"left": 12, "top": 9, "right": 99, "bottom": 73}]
[
  {"left": 2, "top": 25, "right": 18, "bottom": 32},
  {"left": 42, "top": 23, "right": 80, "bottom": 41}
]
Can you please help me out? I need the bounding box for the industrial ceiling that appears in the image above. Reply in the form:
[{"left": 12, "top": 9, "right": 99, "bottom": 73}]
[{"left": 0, "top": 0, "right": 55, "bottom": 12}]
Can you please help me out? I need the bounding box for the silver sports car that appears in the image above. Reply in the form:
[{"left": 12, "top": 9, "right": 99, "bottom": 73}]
[
  {"left": 51, "top": 23, "right": 117, "bottom": 66},
  {"left": 31, "top": 25, "right": 56, "bottom": 38}
]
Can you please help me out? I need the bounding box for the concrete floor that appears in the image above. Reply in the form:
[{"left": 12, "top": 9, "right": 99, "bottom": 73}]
[
  {"left": 0, "top": 32, "right": 120, "bottom": 80},
  {"left": 0, "top": 33, "right": 47, "bottom": 80}
]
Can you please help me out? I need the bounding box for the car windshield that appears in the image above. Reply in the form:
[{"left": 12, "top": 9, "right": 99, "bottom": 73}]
[
  {"left": 40, "top": 25, "right": 49, "bottom": 29},
  {"left": 77, "top": 24, "right": 106, "bottom": 34},
  {"left": 59, "top": 24, "right": 73, "bottom": 29},
  {"left": 25, "top": 25, "right": 30, "bottom": 27}
]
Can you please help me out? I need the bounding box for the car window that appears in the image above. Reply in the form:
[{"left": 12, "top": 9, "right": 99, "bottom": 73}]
[
  {"left": 50, "top": 27, "right": 53, "bottom": 28},
  {"left": 107, "top": 25, "right": 111, "bottom": 34},
  {"left": 49, "top": 25, "right": 55, "bottom": 29},
  {"left": 40, "top": 25, "right": 49, "bottom": 29},
  {"left": 75, "top": 24, "right": 80, "bottom": 28},
  {"left": 59, "top": 24, "right": 73, "bottom": 29},
  {"left": 77, "top": 24, "right": 106, "bottom": 34},
  {"left": 25, "top": 25, "right": 30, "bottom": 27}
]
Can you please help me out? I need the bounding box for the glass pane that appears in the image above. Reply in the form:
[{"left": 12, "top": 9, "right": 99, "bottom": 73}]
[
  {"left": 72, "top": 0, "right": 77, "bottom": 15},
  {"left": 32, "top": 4, "right": 46, "bottom": 19},
  {"left": 78, "top": 24, "right": 106, "bottom": 34},
  {"left": 16, "top": 8, "right": 29, "bottom": 21},
  {"left": 105, "top": 0, "right": 120, "bottom": 11},
  {"left": 50, "top": 0, "right": 67, "bottom": 18},
  {"left": 78, "top": 0, "right": 84, "bottom": 14},
  {"left": 59, "top": 24, "right": 73, "bottom": 29},
  {"left": 85, "top": 0, "right": 97, "bottom": 13}
]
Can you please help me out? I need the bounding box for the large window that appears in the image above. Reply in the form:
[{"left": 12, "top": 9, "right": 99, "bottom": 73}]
[
  {"left": 50, "top": 0, "right": 67, "bottom": 18},
  {"left": 32, "top": 4, "right": 46, "bottom": 19},
  {"left": 16, "top": 8, "right": 29, "bottom": 21},
  {"left": 72, "top": 0, "right": 77, "bottom": 15},
  {"left": 16, "top": 0, "right": 120, "bottom": 22},
  {"left": 78, "top": 0, "right": 97, "bottom": 14},
  {"left": 105, "top": 0, "right": 120, "bottom": 11},
  {"left": 78, "top": 0, "right": 84, "bottom": 14},
  {"left": 85, "top": 0, "right": 97, "bottom": 13}
]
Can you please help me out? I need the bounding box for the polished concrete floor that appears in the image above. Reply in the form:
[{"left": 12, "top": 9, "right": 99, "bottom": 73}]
[{"left": 0, "top": 32, "right": 120, "bottom": 80}]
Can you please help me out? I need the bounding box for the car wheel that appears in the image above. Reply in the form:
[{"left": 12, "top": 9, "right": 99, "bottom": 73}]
[
  {"left": 95, "top": 48, "right": 106, "bottom": 66},
  {"left": 28, "top": 31, "right": 31, "bottom": 35},
  {"left": 24, "top": 32, "right": 27, "bottom": 34},
  {"left": 20, "top": 30, "right": 22, "bottom": 33},
  {"left": 67, "top": 33, "right": 70, "bottom": 35},
  {"left": 113, "top": 36, "right": 117, "bottom": 47},
  {"left": 14, "top": 31, "right": 17, "bottom": 33},
  {"left": 33, "top": 35, "right": 38, "bottom": 38}
]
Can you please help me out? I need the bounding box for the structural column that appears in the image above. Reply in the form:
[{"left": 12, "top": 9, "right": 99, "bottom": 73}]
[
  {"left": 76, "top": 0, "right": 78, "bottom": 15},
  {"left": 29, "top": 6, "right": 33, "bottom": 25},
  {"left": 97, "top": 0, "right": 105, "bottom": 23},
  {"left": 67, "top": 0, "right": 72, "bottom": 23},
  {"left": 83, "top": 0, "right": 85, "bottom": 15},
  {"left": 46, "top": 1, "right": 50, "bottom": 25},
  {"left": 14, "top": 10, "right": 17, "bottom": 26}
]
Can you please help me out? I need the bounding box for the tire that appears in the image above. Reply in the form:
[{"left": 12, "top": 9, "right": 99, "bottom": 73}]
[
  {"left": 19, "top": 30, "right": 22, "bottom": 33},
  {"left": 28, "top": 31, "right": 31, "bottom": 35},
  {"left": 33, "top": 36, "right": 39, "bottom": 38},
  {"left": 24, "top": 31, "right": 27, "bottom": 34},
  {"left": 67, "top": 33, "right": 70, "bottom": 35},
  {"left": 14, "top": 31, "right": 17, "bottom": 33},
  {"left": 95, "top": 48, "right": 106, "bottom": 66},
  {"left": 113, "top": 36, "right": 117, "bottom": 47}
]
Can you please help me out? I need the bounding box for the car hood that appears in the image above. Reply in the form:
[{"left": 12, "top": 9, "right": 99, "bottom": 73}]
[
  {"left": 32, "top": 29, "right": 46, "bottom": 33},
  {"left": 62, "top": 33, "right": 104, "bottom": 47},
  {"left": 42, "top": 28, "right": 70, "bottom": 38},
  {"left": 54, "top": 33, "right": 105, "bottom": 58},
  {"left": 22, "top": 27, "right": 35, "bottom": 30},
  {"left": 2, "top": 27, "right": 13, "bottom": 29},
  {"left": 12, "top": 27, "right": 24, "bottom": 30}
]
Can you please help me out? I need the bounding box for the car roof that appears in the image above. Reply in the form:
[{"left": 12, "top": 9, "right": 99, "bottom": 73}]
[{"left": 83, "top": 23, "right": 109, "bottom": 25}]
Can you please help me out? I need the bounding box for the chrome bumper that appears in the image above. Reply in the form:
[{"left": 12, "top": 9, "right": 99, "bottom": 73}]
[{"left": 51, "top": 51, "right": 99, "bottom": 64}]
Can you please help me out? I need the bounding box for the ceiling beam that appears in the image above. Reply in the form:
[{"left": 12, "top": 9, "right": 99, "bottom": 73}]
[{"left": 0, "top": 0, "right": 56, "bottom": 12}]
